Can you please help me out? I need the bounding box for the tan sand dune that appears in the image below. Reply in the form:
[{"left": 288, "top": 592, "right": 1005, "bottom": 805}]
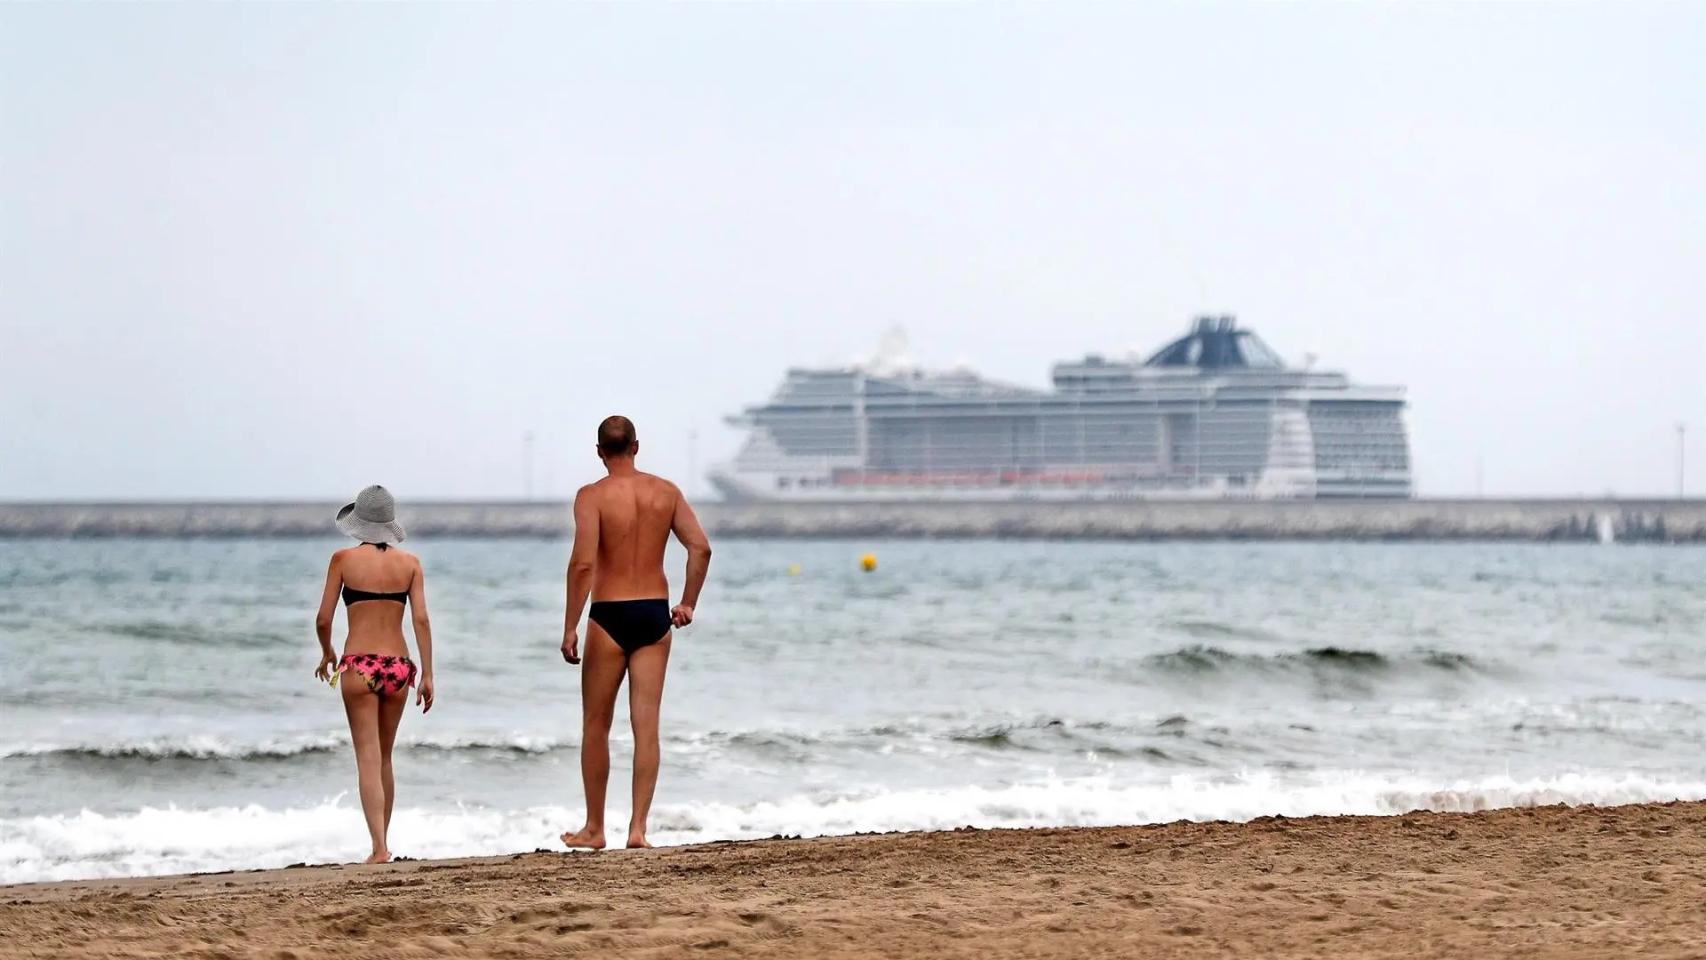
[{"left": 4, "top": 801, "right": 1704, "bottom": 959}]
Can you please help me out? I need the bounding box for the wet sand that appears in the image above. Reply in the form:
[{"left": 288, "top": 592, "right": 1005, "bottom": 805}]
[{"left": 4, "top": 801, "right": 1704, "bottom": 959}]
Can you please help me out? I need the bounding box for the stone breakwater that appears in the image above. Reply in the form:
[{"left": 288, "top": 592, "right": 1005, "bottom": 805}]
[{"left": 0, "top": 499, "right": 1702, "bottom": 542}]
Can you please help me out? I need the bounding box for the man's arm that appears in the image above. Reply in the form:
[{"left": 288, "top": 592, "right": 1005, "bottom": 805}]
[
  {"left": 561, "top": 486, "right": 600, "bottom": 664},
  {"left": 669, "top": 487, "right": 712, "bottom": 628}
]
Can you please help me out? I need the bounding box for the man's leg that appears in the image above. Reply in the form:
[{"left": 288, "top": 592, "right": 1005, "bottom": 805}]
[
  {"left": 625, "top": 634, "right": 672, "bottom": 849},
  {"left": 562, "top": 623, "right": 626, "bottom": 850}
]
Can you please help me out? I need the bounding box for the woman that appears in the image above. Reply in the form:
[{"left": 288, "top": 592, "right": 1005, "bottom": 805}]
[{"left": 313, "top": 484, "right": 435, "bottom": 864}]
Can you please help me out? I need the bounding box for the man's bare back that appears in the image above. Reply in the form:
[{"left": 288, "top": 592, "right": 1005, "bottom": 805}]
[
  {"left": 558, "top": 415, "right": 711, "bottom": 850},
  {"left": 582, "top": 472, "right": 687, "bottom": 602}
]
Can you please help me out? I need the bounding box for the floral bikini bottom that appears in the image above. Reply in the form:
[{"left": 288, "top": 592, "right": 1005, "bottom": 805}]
[{"left": 337, "top": 654, "right": 418, "bottom": 695}]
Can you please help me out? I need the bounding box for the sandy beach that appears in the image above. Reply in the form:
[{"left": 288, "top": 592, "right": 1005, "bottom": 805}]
[{"left": 4, "top": 801, "right": 1703, "bottom": 959}]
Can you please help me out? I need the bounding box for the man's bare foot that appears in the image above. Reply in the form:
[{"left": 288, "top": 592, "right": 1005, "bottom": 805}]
[
  {"left": 364, "top": 849, "right": 391, "bottom": 864},
  {"left": 561, "top": 826, "right": 606, "bottom": 850},
  {"left": 626, "top": 833, "right": 653, "bottom": 849}
]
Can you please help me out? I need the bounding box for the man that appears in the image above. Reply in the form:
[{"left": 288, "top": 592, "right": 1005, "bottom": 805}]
[{"left": 560, "top": 415, "right": 712, "bottom": 850}]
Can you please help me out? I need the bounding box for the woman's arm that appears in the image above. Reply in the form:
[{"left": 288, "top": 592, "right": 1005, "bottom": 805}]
[
  {"left": 313, "top": 553, "right": 342, "bottom": 681},
  {"left": 409, "top": 555, "right": 435, "bottom": 713}
]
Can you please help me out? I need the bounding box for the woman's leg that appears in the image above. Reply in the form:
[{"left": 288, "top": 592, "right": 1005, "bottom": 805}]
[
  {"left": 562, "top": 623, "right": 626, "bottom": 850},
  {"left": 340, "top": 679, "right": 390, "bottom": 863},
  {"left": 376, "top": 686, "right": 409, "bottom": 845},
  {"left": 625, "top": 635, "right": 672, "bottom": 849}
]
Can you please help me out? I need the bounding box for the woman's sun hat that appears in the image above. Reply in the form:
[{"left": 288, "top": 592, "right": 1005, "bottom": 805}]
[{"left": 335, "top": 485, "right": 407, "bottom": 544}]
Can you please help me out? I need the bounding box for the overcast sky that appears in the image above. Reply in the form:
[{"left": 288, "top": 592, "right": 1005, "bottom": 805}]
[{"left": 3, "top": 3, "right": 1702, "bottom": 501}]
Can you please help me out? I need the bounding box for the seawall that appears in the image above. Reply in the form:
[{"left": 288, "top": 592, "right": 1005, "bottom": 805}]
[{"left": 1, "top": 499, "right": 1702, "bottom": 542}]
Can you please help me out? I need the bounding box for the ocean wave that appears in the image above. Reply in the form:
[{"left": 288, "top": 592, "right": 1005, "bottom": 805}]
[
  {"left": 101, "top": 620, "right": 296, "bottom": 647},
  {"left": 18, "top": 695, "right": 1679, "bottom": 769},
  {"left": 1165, "top": 619, "right": 1290, "bottom": 643},
  {"left": 0, "top": 733, "right": 575, "bottom": 762},
  {"left": 936, "top": 719, "right": 1193, "bottom": 761},
  {"left": 668, "top": 717, "right": 1202, "bottom": 762},
  {"left": 4, "top": 771, "right": 1703, "bottom": 884},
  {"left": 1144, "top": 645, "right": 1479, "bottom": 674},
  {"left": 0, "top": 714, "right": 1308, "bottom": 766}
]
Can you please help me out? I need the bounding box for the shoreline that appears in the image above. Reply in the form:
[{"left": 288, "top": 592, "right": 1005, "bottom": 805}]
[{"left": 5, "top": 801, "right": 1704, "bottom": 958}]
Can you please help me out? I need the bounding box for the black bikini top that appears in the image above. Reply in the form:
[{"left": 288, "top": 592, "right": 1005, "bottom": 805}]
[{"left": 343, "top": 585, "right": 409, "bottom": 606}]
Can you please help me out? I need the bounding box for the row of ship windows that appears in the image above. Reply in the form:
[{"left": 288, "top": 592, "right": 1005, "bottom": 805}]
[
  {"left": 760, "top": 422, "right": 1391, "bottom": 444},
  {"left": 758, "top": 454, "right": 1408, "bottom": 471},
  {"left": 768, "top": 465, "right": 1411, "bottom": 489},
  {"left": 779, "top": 426, "right": 1353, "bottom": 449},
  {"left": 792, "top": 436, "right": 1403, "bottom": 452},
  {"left": 750, "top": 444, "right": 1410, "bottom": 466},
  {"left": 1311, "top": 426, "right": 1406, "bottom": 436},
  {"left": 1317, "top": 440, "right": 1412, "bottom": 451}
]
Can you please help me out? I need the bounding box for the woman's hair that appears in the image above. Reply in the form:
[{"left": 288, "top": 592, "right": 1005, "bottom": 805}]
[{"left": 364, "top": 542, "right": 390, "bottom": 552}]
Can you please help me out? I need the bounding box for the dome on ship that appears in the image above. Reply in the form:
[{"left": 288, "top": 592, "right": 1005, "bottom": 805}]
[{"left": 1144, "top": 316, "right": 1284, "bottom": 370}]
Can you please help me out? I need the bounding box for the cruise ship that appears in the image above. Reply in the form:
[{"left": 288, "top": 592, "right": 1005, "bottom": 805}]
[{"left": 711, "top": 317, "right": 1411, "bottom": 501}]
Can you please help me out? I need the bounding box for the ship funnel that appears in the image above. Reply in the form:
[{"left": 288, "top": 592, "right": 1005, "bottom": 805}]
[
  {"left": 1146, "top": 314, "right": 1279, "bottom": 370},
  {"left": 1193, "top": 315, "right": 1239, "bottom": 333}
]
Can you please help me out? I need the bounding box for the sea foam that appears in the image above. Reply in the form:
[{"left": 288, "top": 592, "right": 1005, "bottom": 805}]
[{"left": 4, "top": 771, "right": 1703, "bottom": 884}]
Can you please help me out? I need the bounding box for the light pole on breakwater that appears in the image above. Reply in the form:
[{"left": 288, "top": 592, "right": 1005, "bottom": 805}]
[{"left": 1679, "top": 423, "right": 1687, "bottom": 498}]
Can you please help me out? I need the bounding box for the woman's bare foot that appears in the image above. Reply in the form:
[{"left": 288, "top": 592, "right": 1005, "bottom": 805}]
[
  {"left": 626, "top": 832, "right": 653, "bottom": 849},
  {"left": 561, "top": 826, "right": 606, "bottom": 850},
  {"left": 364, "top": 849, "right": 391, "bottom": 864}
]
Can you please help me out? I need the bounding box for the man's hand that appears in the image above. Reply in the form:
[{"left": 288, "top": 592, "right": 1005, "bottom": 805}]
[
  {"left": 671, "top": 604, "right": 694, "bottom": 628},
  {"left": 562, "top": 628, "right": 581, "bottom": 664}
]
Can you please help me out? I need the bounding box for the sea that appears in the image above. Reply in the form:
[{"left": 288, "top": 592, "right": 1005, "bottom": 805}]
[{"left": 2, "top": 537, "right": 1704, "bottom": 883}]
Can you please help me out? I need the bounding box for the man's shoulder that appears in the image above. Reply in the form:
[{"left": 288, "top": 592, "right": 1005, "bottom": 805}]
[
  {"left": 637, "top": 472, "right": 683, "bottom": 498},
  {"left": 571, "top": 482, "right": 608, "bottom": 513},
  {"left": 575, "top": 474, "right": 680, "bottom": 502}
]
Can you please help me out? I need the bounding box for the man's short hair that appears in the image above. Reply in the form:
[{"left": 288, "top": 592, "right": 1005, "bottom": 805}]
[{"left": 598, "top": 415, "right": 637, "bottom": 456}]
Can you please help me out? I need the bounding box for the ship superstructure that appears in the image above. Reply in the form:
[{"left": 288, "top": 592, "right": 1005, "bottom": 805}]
[{"left": 711, "top": 317, "right": 1411, "bottom": 501}]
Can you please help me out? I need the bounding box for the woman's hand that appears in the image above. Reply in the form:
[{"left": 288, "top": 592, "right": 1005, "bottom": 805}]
[
  {"left": 314, "top": 651, "right": 338, "bottom": 684},
  {"left": 416, "top": 673, "right": 435, "bottom": 713}
]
